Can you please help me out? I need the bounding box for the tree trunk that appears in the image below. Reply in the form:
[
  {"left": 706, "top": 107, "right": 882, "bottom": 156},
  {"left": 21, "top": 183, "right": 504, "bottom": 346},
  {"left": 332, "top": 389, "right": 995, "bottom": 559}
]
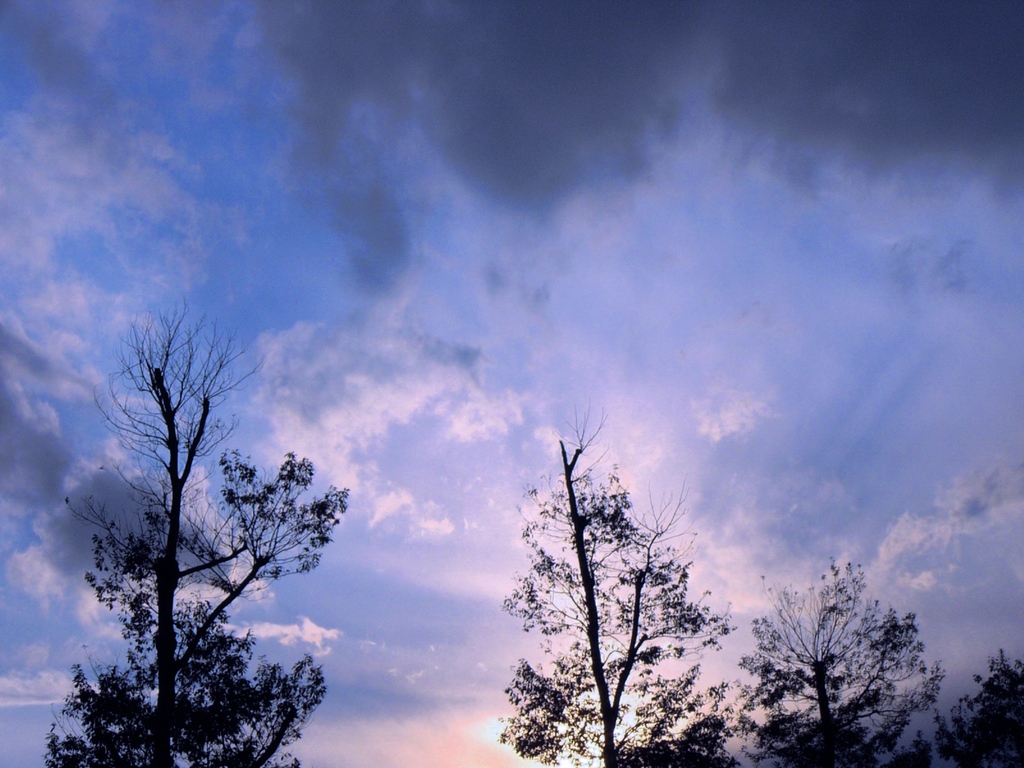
[
  {"left": 813, "top": 659, "right": 836, "bottom": 768},
  {"left": 150, "top": 366, "right": 199, "bottom": 768},
  {"left": 153, "top": 555, "right": 178, "bottom": 768},
  {"left": 561, "top": 443, "right": 619, "bottom": 768}
]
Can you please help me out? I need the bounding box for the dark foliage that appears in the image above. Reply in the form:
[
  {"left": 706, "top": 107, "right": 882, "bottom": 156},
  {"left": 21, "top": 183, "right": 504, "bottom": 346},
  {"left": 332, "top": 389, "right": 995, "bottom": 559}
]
[
  {"left": 936, "top": 650, "right": 1024, "bottom": 767},
  {"left": 501, "top": 436, "right": 734, "bottom": 768},
  {"left": 739, "top": 563, "right": 942, "bottom": 768},
  {"left": 47, "top": 619, "right": 324, "bottom": 768},
  {"left": 48, "top": 308, "right": 346, "bottom": 768}
]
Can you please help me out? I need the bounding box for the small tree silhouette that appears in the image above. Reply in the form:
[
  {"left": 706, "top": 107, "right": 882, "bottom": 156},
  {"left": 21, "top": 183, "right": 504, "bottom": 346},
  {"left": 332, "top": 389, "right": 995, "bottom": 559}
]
[
  {"left": 936, "top": 650, "right": 1024, "bottom": 767},
  {"left": 740, "top": 562, "right": 943, "bottom": 768}
]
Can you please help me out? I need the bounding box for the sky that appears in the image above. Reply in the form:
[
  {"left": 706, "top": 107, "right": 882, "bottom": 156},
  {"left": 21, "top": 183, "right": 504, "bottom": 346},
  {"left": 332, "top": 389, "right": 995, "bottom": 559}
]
[{"left": 1, "top": 1, "right": 1024, "bottom": 766}]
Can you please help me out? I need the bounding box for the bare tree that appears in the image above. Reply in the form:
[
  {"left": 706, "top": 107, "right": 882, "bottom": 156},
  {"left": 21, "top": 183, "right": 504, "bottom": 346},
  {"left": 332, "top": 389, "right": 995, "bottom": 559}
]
[
  {"left": 740, "top": 562, "right": 943, "bottom": 768},
  {"left": 501, "top": 433, "right": 734, "bottom": 768},
  {"left": 49, "top": 307, "right": 347, "bottom": 768}
]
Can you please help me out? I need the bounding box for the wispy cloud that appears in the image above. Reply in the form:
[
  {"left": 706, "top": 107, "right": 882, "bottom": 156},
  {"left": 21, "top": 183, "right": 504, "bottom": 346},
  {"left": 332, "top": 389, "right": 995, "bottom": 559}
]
[
  {"left": 693, "top": 386, "right": 774, "bottom": 443},
  {"left": 0, "top": 670, "right": 70, "bottom": 707},
  {"left": 876, "top": 460, "right": 1024, "bottom": 589}
]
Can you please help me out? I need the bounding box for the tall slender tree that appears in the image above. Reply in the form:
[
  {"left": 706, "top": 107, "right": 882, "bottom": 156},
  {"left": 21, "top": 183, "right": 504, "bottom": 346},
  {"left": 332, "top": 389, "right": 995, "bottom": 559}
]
[
  {"left": 47, "top": 307, "right": 347, "bottom": 768},
  {"left": 502, "top": 433, "right": 734, "bottom": 768},
  {"left": 739, "top": 562, "right": 942, "bottom": 768}
]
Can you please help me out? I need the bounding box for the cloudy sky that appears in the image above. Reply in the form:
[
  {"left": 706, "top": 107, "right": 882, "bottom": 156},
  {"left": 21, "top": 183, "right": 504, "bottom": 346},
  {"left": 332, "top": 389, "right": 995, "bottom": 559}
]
[{"left": 2, "top": 2, "right": 1024, "bottom": 766}]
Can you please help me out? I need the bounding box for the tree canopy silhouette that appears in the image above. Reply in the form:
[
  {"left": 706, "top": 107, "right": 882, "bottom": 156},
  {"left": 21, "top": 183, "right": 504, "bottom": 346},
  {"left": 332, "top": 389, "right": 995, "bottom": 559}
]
[
  {"left": 47, "top": 307, "right": 347, "bottom": 768},
  {"left": 501, "top": 432, "right": 734, "bottom": 768},
  {"left": 739, "top": 562, "right": 942, "bottom": 768},
  {"left": 936, "top": 650, "right": 1024, "bottom": 768}
]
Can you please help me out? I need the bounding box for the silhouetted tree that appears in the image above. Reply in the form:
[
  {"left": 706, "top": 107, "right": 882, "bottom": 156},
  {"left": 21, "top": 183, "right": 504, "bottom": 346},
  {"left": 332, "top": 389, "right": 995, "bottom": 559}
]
[
  {"left": 501, "top": 433, "right": 734, "bottom": 768},
  {"left": 47, "top": 307, "right": 347, "bottom": 768},
  {"left": 739, "top": 562, "right": 943, "bottom": 768},
  {"left": 936, "top": 650, "right": 1024, "bottom": 767}
]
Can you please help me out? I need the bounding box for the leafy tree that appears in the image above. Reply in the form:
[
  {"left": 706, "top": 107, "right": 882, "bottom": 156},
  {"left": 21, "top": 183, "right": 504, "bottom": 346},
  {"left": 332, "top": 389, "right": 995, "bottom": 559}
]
[
  {"left": 739, "top": 562, "right": 943, "bottom": 768},
  {"left": 501, "top": 436, "right": 734, "bottom": 768},
  {"left": 47, "top": 308, "right": 347, "bottom": 768},
  {"left": 935, "top": 650, "right": 1024, "bottom": 767}
]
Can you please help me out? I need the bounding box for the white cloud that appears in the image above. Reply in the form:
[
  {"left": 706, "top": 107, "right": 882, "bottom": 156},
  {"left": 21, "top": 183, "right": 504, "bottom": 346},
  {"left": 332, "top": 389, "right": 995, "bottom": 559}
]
[
  {"left": 445, "top": 389, "right": 523, "bottom": 443},
  {"left": 935, "top": 461, "right": 1024, "bottom": 522},
  {"left": 252, "top": 315, "right": 526, "bottom": 509},
  {"left": 876, "top": 510, "right": 956, "bottom": 572},
  {"left": 875, "top": 460, "right": 1024, "bottom": 588},
  {"left": 412, "top": 515, "right": 455, "bottom": 538},
  {"left": 247, "top": 616, "right": 341, "bottom": 656},
  {"left": 74, "top": 588, "right": 123, "bottom": 641},
  {"left": 0, "top": 670, "right": 71, "bottom": 707},
  {"left": 693, "top": 387, "right": 774, "bottom": 443},
  {"left": 897, "top": 570, "right": 937, "bottom": 591},
  {"left": 6, "top": 545, "right": 67, "bottom": 608},
  {"left": 371, "top": 488, "right": 415, "bottom": 527},
  {"left": 370, "top": 489, "right": 455, "bottom": 539},
  {"left": 4, "top": 10, "right": 1024, "bottom": 767},
  {"left": 0, "top": 103, "right": 194, "bottom": 278}
]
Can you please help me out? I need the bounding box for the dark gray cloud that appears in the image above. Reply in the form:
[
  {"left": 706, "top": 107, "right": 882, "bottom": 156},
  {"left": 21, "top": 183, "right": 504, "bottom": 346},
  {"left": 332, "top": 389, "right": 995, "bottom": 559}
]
[
  {"left": 324, "top": 165, "right": 413, "bottom": 291},
  {"left": 257, "top": 1, "right": 701, "bottom": 203},
  {"left": 38, "top": 466, "right": 137, "bottom": 581},
  {"left": 8, "top": 1, "right": 1024, "bottom": 296},
  {"left": 253, "top": 0, "right": 1024, "bottom": 290},
  {"left": 707, "top": 1, "right": 1024, "bottom": 184},
  {"left": 889, "top": 239, "right": 971, "bottom": 295},
  {"left": 253, "top": 0, "right": 704, "bottom": 292},
  {"left": 0, "top": 324, "right": 71, "bottom": 506},
  {"left": 0, "top": 0, "right": 119, "bottom": 139},
  {"left": 937, "top": 460, "right": 1024, "bottom": 521},
  {"left": 268, "top": 0, "right": 1024, "bottom": 191},
  {"left": 0, "top": 0, "right": 96, "bottom": 94}
]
